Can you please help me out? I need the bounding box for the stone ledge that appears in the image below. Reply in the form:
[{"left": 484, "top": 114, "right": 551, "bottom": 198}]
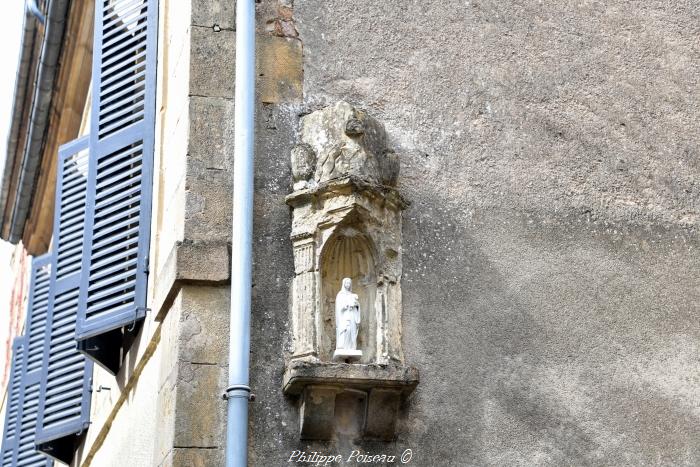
[
  {"left": 285, "top": 175, "right": 410, "bottom": 210},
  {"left": 283, "top": 360, "right": 419, "bottom": 396},
  {"left": 153, "top": 240, "right": 231, "bottom": 321}
]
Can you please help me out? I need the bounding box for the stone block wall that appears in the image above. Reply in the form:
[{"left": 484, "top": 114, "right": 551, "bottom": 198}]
[{"left": 148, "top": 0, "right": 303, "bottom": 465}]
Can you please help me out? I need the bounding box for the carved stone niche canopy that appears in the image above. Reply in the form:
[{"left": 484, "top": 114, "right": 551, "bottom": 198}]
[{"left": 284, "top": 101, "right": 418, "bottom": 441}]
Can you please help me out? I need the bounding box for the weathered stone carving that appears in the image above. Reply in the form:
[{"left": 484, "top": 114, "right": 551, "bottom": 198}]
[
  {"left": 290, "top": 101, "right": 400, "bottom": 190},
  {"left": 285, "top": 101, "right": 418, "bottom": 441},
  {"left": 290, "top": 143, "right": 316, "bottom": 191}
]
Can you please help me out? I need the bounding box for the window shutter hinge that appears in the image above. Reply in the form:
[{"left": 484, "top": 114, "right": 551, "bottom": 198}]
[{"left": 126, "top": 307, "right": 150, "bottom": 332}]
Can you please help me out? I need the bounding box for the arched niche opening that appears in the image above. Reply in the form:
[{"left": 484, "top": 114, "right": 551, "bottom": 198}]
[{"left": 320, "top": 228, "right": 376, "bottom": 363}]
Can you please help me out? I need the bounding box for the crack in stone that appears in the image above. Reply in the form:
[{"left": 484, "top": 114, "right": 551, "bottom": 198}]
[
  {"left": 191, "top": 23, "right": 235, "bottom": 32},
  {"left": 173, "top": 446, "right": 220, "bottom": 450},
  {"left": 189, "top": 93, "right": 234, "bottom": 101}
]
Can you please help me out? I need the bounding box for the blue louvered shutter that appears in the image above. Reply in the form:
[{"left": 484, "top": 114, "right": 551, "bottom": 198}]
[
  {"left": 0, "top": 338, "right": 25, "bottom": 466},
  {"left": 16, "top": 256, "right": 53, "bottom": 467},
  {"left": 76, "top": 0, "right": 158, "bottom": 373},
  {"left": 35, "top": 137, "right": 94, "bottom": 465}
]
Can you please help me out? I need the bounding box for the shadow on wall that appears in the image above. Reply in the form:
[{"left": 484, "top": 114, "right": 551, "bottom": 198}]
[
  {"left": 400, "top": 193, "right": 700, "bottom": 465},
  {"left": 244, "top": 96, "right": 700, "bottom": 464}
]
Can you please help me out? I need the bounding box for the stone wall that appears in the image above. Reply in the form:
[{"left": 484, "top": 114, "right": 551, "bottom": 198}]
[
  {"left": 75, "top": 0, "right": 237, "bottom": 464},
  {"left": 75, "top": 0, "right": 699, "bottom": 465},
  {"left": 245, "top": 0, "right": 700, "bottom": 465}
]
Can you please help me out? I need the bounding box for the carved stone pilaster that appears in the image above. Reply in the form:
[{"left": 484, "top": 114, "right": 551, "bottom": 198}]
[
  {"left": 291, "top": 237, "right": 317, "bottom": 359},
  {"left": 292, "top": 237, "right": 314, "bottom": 274},
  {"left": 291, "top": 271, "right": 316, "bottom": 358}
]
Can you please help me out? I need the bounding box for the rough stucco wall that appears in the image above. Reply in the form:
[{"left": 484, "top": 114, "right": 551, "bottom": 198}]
[
  {"left": 246, "top": 0, "right": 700, "bottom": 465},
  {"left": 297, "top": 0, "right": 699, "bottom": 227}
]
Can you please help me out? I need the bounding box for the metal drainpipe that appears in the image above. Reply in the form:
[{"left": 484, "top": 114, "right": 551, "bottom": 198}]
[
  {"left": 225, "top": 0, "right": 255, "bottom": 466},
  {"left": 26, "top": 0, "right": 46, "bottom": 24},
  {"left": 0, "top": 8, "right": 36, "bottom": 227},
  {"left": 8, "top": 0, "right": 70, "bottom": 242}
]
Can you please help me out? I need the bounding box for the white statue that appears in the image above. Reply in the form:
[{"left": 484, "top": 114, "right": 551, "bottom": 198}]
[{"left": 333, "top": 278, "right": 363, "bottom": 361}]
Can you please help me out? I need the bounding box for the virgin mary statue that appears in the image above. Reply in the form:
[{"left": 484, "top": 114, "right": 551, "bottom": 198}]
[{"left": 334, "top": 278, "right": 362, "bottom": 359}]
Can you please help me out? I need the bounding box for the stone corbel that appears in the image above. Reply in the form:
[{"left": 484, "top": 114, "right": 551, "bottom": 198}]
[{"left": 283, "top": 361, "right": 418, "bottom": 440}]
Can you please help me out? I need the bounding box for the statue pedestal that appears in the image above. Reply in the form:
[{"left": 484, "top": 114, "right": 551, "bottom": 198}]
[{"left": 332, "top": 349, "right": 363, "bottom": 362}]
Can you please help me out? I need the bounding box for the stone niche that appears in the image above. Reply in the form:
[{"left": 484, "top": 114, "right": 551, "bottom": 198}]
[{"left": 284, "top": 101, "right": 418, "bottom": 441}]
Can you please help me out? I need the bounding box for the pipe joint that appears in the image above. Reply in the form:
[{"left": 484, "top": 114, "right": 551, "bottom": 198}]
[{"left": 223, "top": 385, "right": 254, "bottom": 401}]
